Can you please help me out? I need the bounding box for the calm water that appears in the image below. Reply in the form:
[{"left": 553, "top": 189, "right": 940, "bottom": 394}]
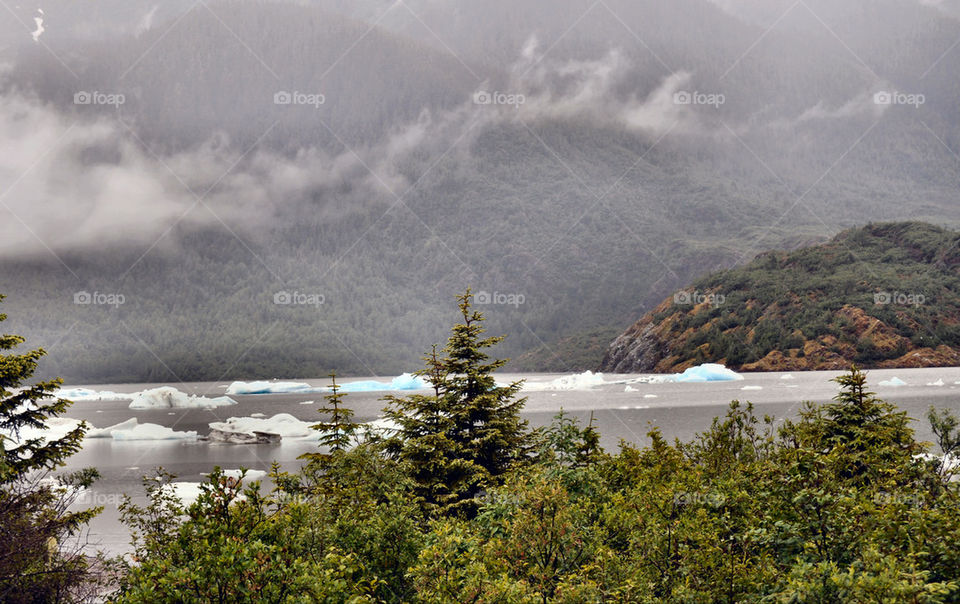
[{"left": 55, "top": 367, "right": 960, "bottom": 555}]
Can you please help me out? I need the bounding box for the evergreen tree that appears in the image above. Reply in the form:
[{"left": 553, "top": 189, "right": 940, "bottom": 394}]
[
  {"left": 385, "top": 289, "right": 528, "bottom": 516},
  {"left": 302, "top": 373, "right": 361, "bottom": 458},
  {"left": 0, "top": 294, "right": 101, "bottom": 602}
]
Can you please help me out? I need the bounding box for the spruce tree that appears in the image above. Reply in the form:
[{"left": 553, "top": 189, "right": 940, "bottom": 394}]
[
  {"left": 385, "top": 289, "right": 528, "bottom": 516},
  {"left": 0, "top": 294, "right": 100, "bottom": 601},
  {"left": 301, "top": 373, "right": 362, "bottom": 467}
]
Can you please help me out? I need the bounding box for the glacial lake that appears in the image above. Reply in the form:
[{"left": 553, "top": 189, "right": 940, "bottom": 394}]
[{"left": 49, "top": 367, "right": 960, "bottom": 556}]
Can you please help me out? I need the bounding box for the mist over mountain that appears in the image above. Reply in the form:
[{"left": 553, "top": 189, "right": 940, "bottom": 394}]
[{"left": 1, "top": 0, "right": 959, "bottom": 382}]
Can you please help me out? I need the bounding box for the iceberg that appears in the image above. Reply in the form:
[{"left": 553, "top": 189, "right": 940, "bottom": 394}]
[
  {"left": 624, "top": 385, "right": 638, "bottom": 393},
  {"left": 225, "top": 373, "right": 429, "bottom": 395},
  {"left": 780, "top": 374, "right": 795, "bottom": 380},
  {"left": 209, "top": 413, "right": 314, "bottom": 442},
  {"left": 86, "top": 418, "right": 140, "bottom": 438},
  {"left": 927, "top": 379, "right": 945, "bottom": 387},
  {"left": 741, "top": 385, "right": 763, "bottom": 391},
  {"left": 129, "top": 387, "right": 236, "bottom": 410},
  {"left": 3, "top": 417, "right": 85, "bottom": 448},
  {"left": 878, "top": 377, "right": 907, "bottom": 387},
  {"left": 225, "top": 381, "right": 313, "bottom": 395},
  {"left": 523, "top": 371, "right": 608, "bottom": 391},
  {"left": 338, "top": 373, "right": 429, "bottom": 392},
  {"left": 674, "top": 364, "right": 744, "bottom": 382},
  {"left": 110, "top": 422, "right": 198, "bottom": 441},
  {"left": 56, "top": 388, "right": 134, "bottom": 402}
]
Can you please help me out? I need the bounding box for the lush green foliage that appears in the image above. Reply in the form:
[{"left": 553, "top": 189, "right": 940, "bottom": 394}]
[
  {"left": 384, "top": 291, "right": 529, "bottom": 517},
  {"left": 0, "top": 295, "right": 102, "bottom": 602},
  {"left": 115, "top": 357, "right": 960, "bottom": 602}
]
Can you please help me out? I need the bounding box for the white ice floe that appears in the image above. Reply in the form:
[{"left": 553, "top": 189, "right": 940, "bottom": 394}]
[
  {"left": 624, "top": 385, "right": 638, "bottom": 393},
  {"left": 128, "top": 387, "right": 236, "bottom": 410},
  {"left": 209, "top": 413, "right": 314, "bottom": 442},
  {"left": 225, "top": 373, "right": 429, "bottom": 395},
  {"left": 643, "top": 394, "right": 658, "bottom": 398},
  {"left": 523, "top": 371, "right": 608, "bottom": 391},
  {"left": 110, "top": 422, "right": 198, "bottom": 441},
  {"left": 741, "top": 385, "right": 763, "bottom": 391},
  {"left": 208, "top": 413, "right": 399, "bottom": 444},
  {"left": 298, "top": 400, "right": 315, "bottom": 405},
  {"left": 674, "top": 364, "right": 744, "bottom": 382},
  {"left": 2, "top": 416, "right": 85, "bottom": 448},
  {"left": 56, "top": 388, "right": 135, "bottom": 402},
  {"left": 780, "top": 374, "right": 795, "bottom": 380},
  {"left": 879, "top": 377, "right": 908, "bottom": 387},
  {"left": 86, "top": 418, "right": 139, "bottom": 438},
  {"left": 86, "top": 418, "right": 197, "bottom": 441},
  {"left": 927, "top": 379, "right": 945, "bottom": 387}
]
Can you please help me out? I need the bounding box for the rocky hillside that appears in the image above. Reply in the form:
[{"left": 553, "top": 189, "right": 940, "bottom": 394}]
[{"left": 601, "top": 222, "right": 960, "bottom": 373}]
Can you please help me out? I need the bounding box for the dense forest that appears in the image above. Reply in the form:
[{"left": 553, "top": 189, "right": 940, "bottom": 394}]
[
  {"left": 4, "top": 291, "right": 960, "bottom": 602},
  {"left": 602, "top": 222, "right": 960, "bottom": 373}
]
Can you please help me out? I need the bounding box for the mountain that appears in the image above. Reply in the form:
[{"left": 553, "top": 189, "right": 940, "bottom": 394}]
[
  {"left": 1, "top": 1, "right": 960, "bottom": 382},
  {"left": 601, "top": 222, "right": 960, "bottom": 373}
]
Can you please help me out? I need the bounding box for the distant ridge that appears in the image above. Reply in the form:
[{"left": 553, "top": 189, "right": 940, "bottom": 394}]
[{"left": 601, "top": 222, "right": 960, "bottom": 373}]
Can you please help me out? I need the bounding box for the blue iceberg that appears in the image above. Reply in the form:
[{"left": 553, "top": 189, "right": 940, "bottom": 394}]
[{"left": 674, "top": 363, "right": 744, "bottom": 383}]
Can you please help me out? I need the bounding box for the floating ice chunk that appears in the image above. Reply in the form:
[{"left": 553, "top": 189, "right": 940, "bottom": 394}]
[
  {"left": 879, "top": 377, "right": 907, "bottom": 387},
  {"left": 226, "top": 374, "right": 429, "bottom": 395},
  {"left": 338, "top": 373, "right": 429, "bottom": 392},
  {"left": 674, "top": 364, "right": 744, "bottom": 382},
  {"left": 209, "top": 414, "right": 314, "bottom": 440},
  {"left": 298, "top": 400, "right": 315, "bottom": 405},
  {"left": 110, "top": 423, "right": 198, "bottom": 441},
  {"left": 523, "top": 371, "right": 608, "bottom": 391},
  {"left": 56, "top": 388, "right": 134, "bottom": 402},
  {"left": 643, "top": 394, "right": 658, "bottom": 398},
  {"left": 168, "top": 482, "right": 203, "bottom": 504},
  {"left": 129, "top": 387, "right": 236, "bottom": 409},
  {"left": 624, "top": 385, "right": 638, "bottom": 393},
  {"left": 780, "top": 374, "right": 795, "bottom": 380},
  {"left": 225, "top": 381, "right": 313, "bottom": 395},
  {"left": 251, "top": 413, "right": 266, "bottom": 418},
  {"left": 86, "top": 418, "right": 139, "bottom": 438},
  {"left": 927, "top": 379, "right": 945, "bottom": 387},
  {"left": 3, "top": 417, "right": 85, "bottom": 448},
  {"left": 741, "top": 385, "right": 763, "bottom": 391}
]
